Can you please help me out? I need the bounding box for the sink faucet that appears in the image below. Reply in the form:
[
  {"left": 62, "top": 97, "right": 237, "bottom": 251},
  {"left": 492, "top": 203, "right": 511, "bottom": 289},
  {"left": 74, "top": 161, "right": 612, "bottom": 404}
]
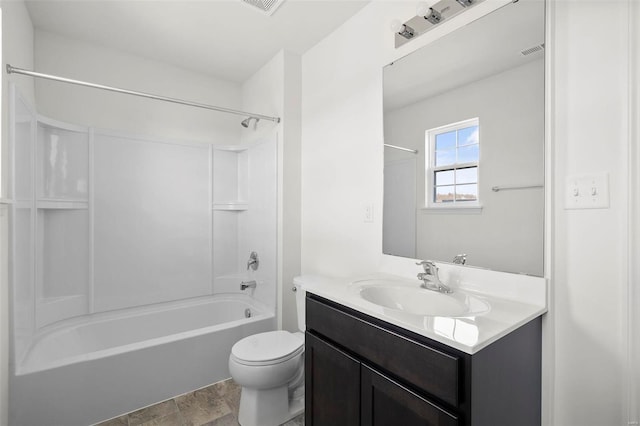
[
  {"left": 416, "top": 260, "right": 452, "bottom": 293},
  {"left": 240, "top": 280, "right": 257, "bottom": 290},
  {"left": 452, "top": 254, "right": 467, "bottom": 265}
]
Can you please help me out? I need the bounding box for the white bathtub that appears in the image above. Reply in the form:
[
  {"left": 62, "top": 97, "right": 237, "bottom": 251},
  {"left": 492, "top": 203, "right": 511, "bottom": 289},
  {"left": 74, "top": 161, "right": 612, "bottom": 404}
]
[{"left": 10, "top": 294, "right": 275, "bottom": 426}]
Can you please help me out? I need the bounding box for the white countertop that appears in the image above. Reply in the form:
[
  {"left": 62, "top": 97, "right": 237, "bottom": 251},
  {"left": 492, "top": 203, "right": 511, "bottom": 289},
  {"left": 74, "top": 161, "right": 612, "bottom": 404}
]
[{"left": 298, "top": 269, "right": 547, "bottom": 355}]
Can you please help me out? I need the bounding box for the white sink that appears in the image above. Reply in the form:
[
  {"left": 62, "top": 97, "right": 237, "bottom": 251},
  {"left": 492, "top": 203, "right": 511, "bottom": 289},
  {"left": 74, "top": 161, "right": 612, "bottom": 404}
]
[{"left": 352, "top": 280, "right": 490, "bottom": 317}]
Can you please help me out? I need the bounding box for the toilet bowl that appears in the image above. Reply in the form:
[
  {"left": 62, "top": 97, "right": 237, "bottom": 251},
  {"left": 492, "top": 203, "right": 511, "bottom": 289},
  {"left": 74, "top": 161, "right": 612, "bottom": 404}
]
[{"left": 228, "top": 277, "right": 308, "bottom": 426}]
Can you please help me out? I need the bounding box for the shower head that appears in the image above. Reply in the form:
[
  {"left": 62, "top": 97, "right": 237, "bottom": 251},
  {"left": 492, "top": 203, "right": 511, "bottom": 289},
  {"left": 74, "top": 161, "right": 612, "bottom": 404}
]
[{"left": 241, "top": 117, "right": 260, "bottom": 128}]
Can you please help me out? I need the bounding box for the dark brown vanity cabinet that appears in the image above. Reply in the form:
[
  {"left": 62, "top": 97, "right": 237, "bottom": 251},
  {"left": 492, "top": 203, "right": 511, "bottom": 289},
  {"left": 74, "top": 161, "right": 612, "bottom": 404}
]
[{"left": 305, "top": 294, "right": 542, "bottom": 426}]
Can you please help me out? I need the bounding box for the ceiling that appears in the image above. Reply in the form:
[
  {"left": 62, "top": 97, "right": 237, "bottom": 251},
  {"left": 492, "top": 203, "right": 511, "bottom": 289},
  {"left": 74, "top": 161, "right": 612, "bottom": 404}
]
[{"left": 25, "top": 0, "right": 369, "bottom": 83}]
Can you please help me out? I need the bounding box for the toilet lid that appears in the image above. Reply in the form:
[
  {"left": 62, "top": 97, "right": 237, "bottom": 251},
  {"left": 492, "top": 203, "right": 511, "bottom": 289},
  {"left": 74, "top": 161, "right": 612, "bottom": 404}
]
[{"left": 231, "top": 331, "right": 304, "bottom": 365}]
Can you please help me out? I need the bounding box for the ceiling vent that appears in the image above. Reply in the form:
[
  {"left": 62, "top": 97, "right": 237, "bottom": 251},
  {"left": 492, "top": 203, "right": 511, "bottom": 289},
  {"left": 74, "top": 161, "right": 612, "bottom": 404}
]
[
  {"left": 520, "top": 43, "right": 545, "bottom": 57},
  {"left": 241, "top": 0, "right": 286, "bottom": 16}
]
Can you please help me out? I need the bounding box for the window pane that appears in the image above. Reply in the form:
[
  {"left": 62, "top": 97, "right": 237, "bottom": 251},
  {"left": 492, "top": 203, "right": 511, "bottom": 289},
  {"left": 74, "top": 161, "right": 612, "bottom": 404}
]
[
  {"left": 456, "top": 167, "right": 477, "bottom": 184},
  {"left": 435, "top": 131, "right": 456, "bottom": 151},
  {"left": 458, "top": 126, "right": 479, "bottom": 146},
  {"left": 435, "top": 149, "right": 456, "bottom": 167},
  {"left": 457, "top": 144, "right": 479, "bottom": 163},
  {"left": 435, "top": 170, "right": 454, "bottom": 186},
  {"left": 435, "top": 185, "right": 455, "bottom": 203},
  {"left": 456, "top": 184, "right": 478, "bottom": 201}
]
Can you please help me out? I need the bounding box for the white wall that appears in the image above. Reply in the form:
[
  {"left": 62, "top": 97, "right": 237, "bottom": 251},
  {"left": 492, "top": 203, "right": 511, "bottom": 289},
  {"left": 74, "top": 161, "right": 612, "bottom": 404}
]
[
  {"left": 0, "top": 1, "right": 34, "bottom": 424},
  {"left": 241, "top": 50, "right": 301, "bottom": 331},
  {"left": 34, "top": 30, "right": 241, "bottom": 145},
  {"left": 301, "top": 0, "right": 637, "bottom": 424},
  {"left": 550, "top": 0, "right": 632, "bottom": 424},
  {"left": 385, "top": 60, "right": 544, "bottom": 275}
]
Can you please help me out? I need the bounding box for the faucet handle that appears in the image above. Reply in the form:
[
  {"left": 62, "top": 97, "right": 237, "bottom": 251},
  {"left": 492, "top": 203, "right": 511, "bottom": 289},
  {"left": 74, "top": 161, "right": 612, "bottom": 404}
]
[
  {"left": 247, "top": 251, "right": 259, "bottom": 271},
  {"left": 416, "top": 260, "right": 436, "bottom": 273}
]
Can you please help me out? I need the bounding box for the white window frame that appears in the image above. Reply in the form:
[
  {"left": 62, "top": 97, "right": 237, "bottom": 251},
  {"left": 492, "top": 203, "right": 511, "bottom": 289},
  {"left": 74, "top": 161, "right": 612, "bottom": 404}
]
[{"left": 424, "top": 117, "right": 481, "bottom": 210}]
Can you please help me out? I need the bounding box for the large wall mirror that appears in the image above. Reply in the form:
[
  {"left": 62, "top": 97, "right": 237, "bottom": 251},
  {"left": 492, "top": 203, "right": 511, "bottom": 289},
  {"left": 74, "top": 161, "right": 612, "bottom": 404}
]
[{"left": 383, "top": 0, "right": 545, "bottom": 276}]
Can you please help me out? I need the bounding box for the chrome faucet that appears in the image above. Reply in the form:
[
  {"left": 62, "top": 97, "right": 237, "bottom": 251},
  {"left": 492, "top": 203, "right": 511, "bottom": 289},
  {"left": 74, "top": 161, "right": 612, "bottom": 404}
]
[
  {"left": 240, "top": 280, "right": 257, "bottom": 290},
  {"left": 452, "top": 254, "right": 467, "bottom": 265},
  {"left": 416, "top": 260, "right": 453, "bottom": 293},
  {"left": 247, "top": 251, "right": 259, "bottom": 271}
]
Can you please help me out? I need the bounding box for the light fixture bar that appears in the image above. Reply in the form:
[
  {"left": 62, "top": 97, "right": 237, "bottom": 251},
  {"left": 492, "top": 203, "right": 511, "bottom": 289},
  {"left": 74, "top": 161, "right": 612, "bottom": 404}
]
[
  {"left": 6, "top": 64, "right": 281, "bottom": 123},
  {"left": 395, "top": 0, "right": 486, "bottom": 48}
]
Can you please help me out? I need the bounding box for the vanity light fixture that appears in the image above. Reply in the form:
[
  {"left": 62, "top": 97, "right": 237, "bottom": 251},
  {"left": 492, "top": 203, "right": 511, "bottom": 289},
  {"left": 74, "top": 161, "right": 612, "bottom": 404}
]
[
  {"left": 393, "top": 0, "right": 485, "bottom": 48},
  {"left": 390, "top": 19, "right": 416, "bottom": 40},
  {"left": 417, "top": 5, "right": 443, "bottom": 25},
  {"left": 240, "top": 0, "right": 285, "bottom": 16},
  {"left": 455, "top": 0, "right": 474, "bottom": 7}
]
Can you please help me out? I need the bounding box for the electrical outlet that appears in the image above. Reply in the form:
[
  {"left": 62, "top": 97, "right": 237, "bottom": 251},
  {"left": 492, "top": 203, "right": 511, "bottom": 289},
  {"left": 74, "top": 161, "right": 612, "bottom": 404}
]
[{"left": 364, "top": 204, "right": 374, "bottom": 223}]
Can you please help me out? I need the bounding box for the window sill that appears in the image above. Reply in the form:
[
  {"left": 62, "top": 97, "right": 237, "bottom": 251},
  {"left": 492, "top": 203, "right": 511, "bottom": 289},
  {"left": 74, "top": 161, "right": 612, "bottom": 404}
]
[{"left": 420, "top": 204, "right": 483, "bottom": 214}]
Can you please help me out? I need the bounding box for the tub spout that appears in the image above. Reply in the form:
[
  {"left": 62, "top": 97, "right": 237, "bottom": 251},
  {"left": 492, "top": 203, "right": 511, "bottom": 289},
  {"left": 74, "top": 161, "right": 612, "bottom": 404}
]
[{"left": 240, "top": 280, "right": 257, "bottom": 291}]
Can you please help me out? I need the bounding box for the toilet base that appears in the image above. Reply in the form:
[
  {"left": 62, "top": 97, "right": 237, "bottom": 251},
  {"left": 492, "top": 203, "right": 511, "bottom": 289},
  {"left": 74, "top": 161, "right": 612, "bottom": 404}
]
[{"left": 238, "top": 385, "right": 304, "bottom": 426}]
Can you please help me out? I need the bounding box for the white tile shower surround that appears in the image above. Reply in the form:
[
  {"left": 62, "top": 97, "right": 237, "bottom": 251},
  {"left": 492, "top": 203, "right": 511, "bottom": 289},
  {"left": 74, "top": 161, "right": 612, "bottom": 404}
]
[{"left": 95, "top": 378, "right": 305, "bottom": 426}]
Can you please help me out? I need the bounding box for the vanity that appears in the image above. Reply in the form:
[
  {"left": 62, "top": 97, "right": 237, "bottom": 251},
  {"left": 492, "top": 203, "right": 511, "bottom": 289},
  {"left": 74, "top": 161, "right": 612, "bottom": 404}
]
[{"left": 302, "top": 272, "right": 546, "bottom": 426}]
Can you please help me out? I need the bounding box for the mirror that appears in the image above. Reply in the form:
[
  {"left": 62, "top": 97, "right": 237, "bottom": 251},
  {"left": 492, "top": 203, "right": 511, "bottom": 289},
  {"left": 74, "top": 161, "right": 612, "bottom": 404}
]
[{"left": 383, "top": 0, "right": 545, "bottom": 276}]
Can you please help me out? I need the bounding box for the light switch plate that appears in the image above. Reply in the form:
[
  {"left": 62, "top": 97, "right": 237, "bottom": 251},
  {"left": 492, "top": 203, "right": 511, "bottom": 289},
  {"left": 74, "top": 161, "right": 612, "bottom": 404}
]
[{"left": 565, "top": 172, "right": 610, "bottom": 209}]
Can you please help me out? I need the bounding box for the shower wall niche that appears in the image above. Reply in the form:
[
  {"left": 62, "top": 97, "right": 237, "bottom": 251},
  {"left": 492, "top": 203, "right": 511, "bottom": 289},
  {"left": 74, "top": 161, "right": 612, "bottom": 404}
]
[
  {"left": 36, "top": 119, "right": 90, "bottom": 327},
  {"left": 9, "top": 85, "right": 277, "bottom": 369}
]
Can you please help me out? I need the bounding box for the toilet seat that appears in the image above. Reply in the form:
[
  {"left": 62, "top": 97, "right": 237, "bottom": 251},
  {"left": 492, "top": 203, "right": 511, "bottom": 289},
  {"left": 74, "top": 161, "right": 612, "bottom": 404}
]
[{"left": 231, "top": 331, "right": 304, "bottom": 367}]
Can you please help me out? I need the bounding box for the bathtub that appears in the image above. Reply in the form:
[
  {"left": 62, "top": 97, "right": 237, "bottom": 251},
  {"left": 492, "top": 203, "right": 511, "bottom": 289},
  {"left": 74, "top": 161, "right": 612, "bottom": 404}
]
[{"left": 10, "top": 294, "right": 275, "bottom": 426}]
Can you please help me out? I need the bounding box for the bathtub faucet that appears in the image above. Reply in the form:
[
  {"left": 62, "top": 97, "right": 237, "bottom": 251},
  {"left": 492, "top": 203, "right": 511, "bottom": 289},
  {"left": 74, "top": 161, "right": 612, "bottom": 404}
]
[
  {"left": 241, "top": 280, "right": 257, "bottom": 291},
  {"left": 247, "top": 251, "right": 259, "bottom": 271}
]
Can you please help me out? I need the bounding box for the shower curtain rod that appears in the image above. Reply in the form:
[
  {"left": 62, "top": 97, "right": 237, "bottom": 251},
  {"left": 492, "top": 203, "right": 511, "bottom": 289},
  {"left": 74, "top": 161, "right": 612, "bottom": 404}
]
[{"left": 6, "top": 64, "right": 281, "bottom": 123}]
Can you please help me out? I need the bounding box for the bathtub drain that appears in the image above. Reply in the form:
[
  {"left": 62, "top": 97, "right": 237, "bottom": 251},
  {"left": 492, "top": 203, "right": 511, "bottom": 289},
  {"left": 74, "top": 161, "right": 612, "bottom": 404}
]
[{"left": 245, "top": 308, "right": 252, "bottom": 318}]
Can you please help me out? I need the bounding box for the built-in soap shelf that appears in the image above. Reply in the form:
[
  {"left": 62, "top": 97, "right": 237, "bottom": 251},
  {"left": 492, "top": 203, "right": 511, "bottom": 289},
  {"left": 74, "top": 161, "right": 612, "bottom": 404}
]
[
  {"left": 212, "top": 145, "right": 249, "bottom": 212},
  {"left": 36, "top": 199, "right": 89, "bottom": 210},
  {"left": 212, "top": 203, "right": 248, "bottom": 211}
]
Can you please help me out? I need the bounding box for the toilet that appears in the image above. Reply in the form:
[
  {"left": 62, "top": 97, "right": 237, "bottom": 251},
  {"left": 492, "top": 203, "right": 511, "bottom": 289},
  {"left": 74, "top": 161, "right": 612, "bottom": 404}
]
[{"left": 229, "top": 277, "right": 307, "bottom": 426}]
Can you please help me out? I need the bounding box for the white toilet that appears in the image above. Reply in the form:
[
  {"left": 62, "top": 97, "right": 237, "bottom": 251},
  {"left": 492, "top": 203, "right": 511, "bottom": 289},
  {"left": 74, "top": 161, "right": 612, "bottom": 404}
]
[{"left": 229, "top": 277, "right": 307, "bottom": 426}]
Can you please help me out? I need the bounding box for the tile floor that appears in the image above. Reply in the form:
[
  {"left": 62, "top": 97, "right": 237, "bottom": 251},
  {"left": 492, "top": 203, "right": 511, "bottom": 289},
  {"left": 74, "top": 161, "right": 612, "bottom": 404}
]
[{"left": 96, "top": 379, "right": 304, "bottom": 426}]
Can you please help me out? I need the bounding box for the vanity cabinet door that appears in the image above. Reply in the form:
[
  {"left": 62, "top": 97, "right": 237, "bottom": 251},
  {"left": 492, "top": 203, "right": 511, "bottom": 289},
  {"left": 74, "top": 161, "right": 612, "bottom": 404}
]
[
  {"left": 305, "top": 332, "right": 360, "bottom": 426},
  {"left": 361, "top": 365, "right": 459, "bottom": 426}
]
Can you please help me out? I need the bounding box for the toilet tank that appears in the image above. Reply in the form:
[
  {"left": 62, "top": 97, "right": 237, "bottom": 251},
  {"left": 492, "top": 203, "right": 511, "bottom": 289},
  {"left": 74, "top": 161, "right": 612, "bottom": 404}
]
[
  {"left": 293, "top": 276, "right": 309, "bottom": 332},
  {"left": 293, "top": 275, "right": 332, "bottom": 332}
]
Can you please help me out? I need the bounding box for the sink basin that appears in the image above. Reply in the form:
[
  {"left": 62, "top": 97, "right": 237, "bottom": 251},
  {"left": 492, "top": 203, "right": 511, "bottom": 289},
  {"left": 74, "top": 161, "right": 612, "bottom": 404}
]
[{"left": 353, "top": 280, "right": 490, "bottom": 317}]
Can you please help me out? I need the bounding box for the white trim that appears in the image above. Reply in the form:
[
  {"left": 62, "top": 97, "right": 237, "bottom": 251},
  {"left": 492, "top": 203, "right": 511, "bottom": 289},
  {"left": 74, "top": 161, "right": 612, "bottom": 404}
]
[
  {"left": 542, "top": 0, "right": 555, "bottom": 424},
  {"left": 627, "top": 0, "right": 640, "bottom": 424},
  {"left": 427, "top": 117, "right": 479, "bottom": 135}
]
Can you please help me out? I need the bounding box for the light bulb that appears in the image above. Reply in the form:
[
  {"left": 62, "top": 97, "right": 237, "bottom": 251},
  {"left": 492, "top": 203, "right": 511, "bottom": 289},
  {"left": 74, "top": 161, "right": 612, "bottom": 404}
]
[
  {"left": 416, "top": 3, "right": 430, "bottom": 17},
  {"left": 390, "top": 19, "right": 403, "bottom": 33}
]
